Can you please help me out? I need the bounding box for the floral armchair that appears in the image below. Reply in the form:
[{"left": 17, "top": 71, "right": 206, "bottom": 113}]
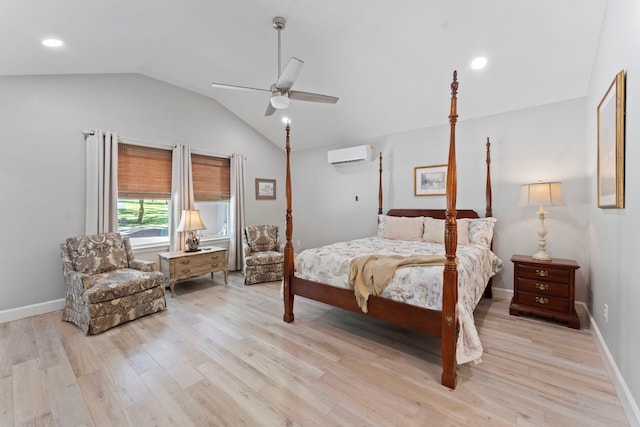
[
  {"left": 60, "top": 232, "right": 167, "bottom": 334},
  {"left": 242, "top": 225, "right": 284, "bottom": 285}
]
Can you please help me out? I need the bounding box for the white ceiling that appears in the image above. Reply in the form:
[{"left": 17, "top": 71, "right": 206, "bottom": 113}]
[{"left": 0, "top": 0, "right": 606, "bottom": 151}]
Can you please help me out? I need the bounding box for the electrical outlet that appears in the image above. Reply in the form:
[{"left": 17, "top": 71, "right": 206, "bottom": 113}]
[
  {"left": 604, "top": 304, "right": 609, "bottom": 323},
  {"left": 296, "top": 240, "right": 301, "bottom": 247}
]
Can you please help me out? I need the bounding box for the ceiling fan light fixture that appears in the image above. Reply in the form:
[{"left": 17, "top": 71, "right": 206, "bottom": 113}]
[{"left": 271, "top": 94, "right": 290, "bottom": 109}]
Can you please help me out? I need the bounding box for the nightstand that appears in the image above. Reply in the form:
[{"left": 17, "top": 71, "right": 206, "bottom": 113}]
[{"left": 509, "top": 255, "right": 580, "bottom": 329}]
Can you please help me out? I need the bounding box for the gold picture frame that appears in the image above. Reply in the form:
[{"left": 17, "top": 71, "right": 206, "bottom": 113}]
[
  {"left": 597, "top": 69, "right": 625, "bottom": 208},
  {"left": 255, "top": 178, "right": 276, "bottom": 200},
  {"left": 414, "top": 164, "right": 447, "bottom": 196}
]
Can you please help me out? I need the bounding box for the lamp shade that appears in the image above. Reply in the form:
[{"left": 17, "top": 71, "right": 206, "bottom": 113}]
[
  {"left": 270, "top": 94, "right": 290, "bottom": 109},
  {"left": 519, "top": 182, "right": 564, "bottom": 207},
  {"left": 176, "top": 209, "right": 206, "bottom": 232}
]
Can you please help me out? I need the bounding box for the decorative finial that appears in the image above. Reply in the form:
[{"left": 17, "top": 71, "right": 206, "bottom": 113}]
[{"left": 451, "top": 71, "right": 458, "bottom": 97}]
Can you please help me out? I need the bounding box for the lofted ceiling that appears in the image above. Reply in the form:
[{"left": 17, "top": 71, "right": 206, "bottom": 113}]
[{"left": 0, "top": 0, "right": 606, "bottom": 151}]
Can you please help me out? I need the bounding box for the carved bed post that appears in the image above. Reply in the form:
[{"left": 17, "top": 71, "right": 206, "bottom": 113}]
[
  {"left": 485, "top": 137, "right": 493, "bottom": 218},
  {"left": 441, "top": 71, "right": 459, "bottom": 389},
  {"left": 378, "top": 152, "right": 383, "bottom": 215},
  {"left": 283, "top": 123, "right": 295, "bottom": 323}
]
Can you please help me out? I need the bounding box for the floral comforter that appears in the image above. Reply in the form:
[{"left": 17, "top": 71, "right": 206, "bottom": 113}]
[{"left": 294, "top": 237, "right": 503, "bottom": 364}]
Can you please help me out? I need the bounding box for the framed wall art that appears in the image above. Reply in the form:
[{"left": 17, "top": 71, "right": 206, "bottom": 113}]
[
  {"left": 597, "top": 69, "right": 625, "bottom": 208},
  {"left": 414, "top": 164, "right": 447, "bottom": 196},
  {"left": 255, "top": 178, "right": 276, "bottom": 200}
]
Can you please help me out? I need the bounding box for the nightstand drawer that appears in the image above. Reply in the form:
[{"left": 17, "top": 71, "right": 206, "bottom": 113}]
[
  {"left": 517, "top": 264, "right": 570, "bottom": 283},
  {"left": 517, "top": 292, "right": 569, "bottom": 312},
  {"left": 516, "top": 278, "right": 569, "bottom": 297}
]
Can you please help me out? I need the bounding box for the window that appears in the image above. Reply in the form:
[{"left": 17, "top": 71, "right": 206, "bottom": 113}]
[
  {"left": 115, "top": 145, "right": 230, "bottom": 247},
  {"left": 117, "top": 143, "right": 172, "bottom": 246},
  {"left": 192, "top": 154, "right": 230, "bottom": 240}
]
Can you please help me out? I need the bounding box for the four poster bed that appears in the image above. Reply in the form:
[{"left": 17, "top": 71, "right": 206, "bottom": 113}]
[{"left": 282, "top": 71, "right": 499, "bottom": 389}]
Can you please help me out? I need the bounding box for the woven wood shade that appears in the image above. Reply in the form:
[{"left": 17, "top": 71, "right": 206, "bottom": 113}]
[
  {"left": 118, "top": 143, "right": 172, "bottom": 199},
  {"left": 192, "top": 154, "right": 230, "bottom": 201}
]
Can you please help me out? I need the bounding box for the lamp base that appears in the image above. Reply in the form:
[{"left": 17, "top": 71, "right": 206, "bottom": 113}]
[
  {"left": 532, "top": 250, "right": 551, "bottom": 261},
  {"left": 185, "top": 233, "right": 200, "bottom": 252}
]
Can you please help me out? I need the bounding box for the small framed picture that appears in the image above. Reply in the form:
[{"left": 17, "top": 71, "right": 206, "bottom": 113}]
[
  {"left": 414, "top": 164, "right": 447, "bottom": 196},
  {"left": 255, "top": 178, "right": 276, "bottom": 200}
]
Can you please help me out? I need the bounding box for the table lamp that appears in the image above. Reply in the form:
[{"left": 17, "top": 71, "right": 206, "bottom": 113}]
[
  {"left": 177, "top": 209, "right": 206, "bottom": 252},
  {"left": 519, "top": 181, "right": 564, "bottom": 260}
]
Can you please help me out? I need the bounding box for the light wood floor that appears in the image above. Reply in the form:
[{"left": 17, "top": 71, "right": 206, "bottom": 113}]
[{"left": 0, "top": 272, "right": 630, "bottom": 426}]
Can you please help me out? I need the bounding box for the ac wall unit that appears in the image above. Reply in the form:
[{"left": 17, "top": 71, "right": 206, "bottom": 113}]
[{"left": 327, "top": 145, "right": 373, "bottom": 165}]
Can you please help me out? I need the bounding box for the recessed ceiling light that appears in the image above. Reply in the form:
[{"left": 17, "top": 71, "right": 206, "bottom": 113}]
[
  {"left": 42, "top": 39, "right": 64, "bottom": 48},
  {"left": 471, "top": 56, "right": 487, "bottom": 70},
  {"left": 281, "top": 117, "right": 291, "bottom": 124}
]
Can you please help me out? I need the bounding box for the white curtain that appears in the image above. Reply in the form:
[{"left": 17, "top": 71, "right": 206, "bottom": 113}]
[
  {"left": 169, "top": 144, "right": 194, "bottom": 251},
  {"left": 229, "top": 153, "right": 246, "bottom": 270},
  {"left": 85, "top": 130, "right": 118, "bottom": 235}
]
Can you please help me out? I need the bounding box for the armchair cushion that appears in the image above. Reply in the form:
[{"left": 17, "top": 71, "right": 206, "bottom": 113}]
[
  {"left": 66, "top": 233, "right": 129, "bottom": 275},
  {"left": 244, "top": 251, "right": 284, "bottom": 267},
  {"left": 245, "top": 225, "right": 279, "bottom": 252}
]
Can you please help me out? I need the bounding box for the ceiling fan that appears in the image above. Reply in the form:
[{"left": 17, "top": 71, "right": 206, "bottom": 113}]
[{"left": 211, "top": 16, "right": 339, "bottom": 116}]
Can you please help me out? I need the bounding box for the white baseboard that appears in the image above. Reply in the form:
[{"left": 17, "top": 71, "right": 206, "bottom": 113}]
[
  {"left": 491, "top": 288, "right": 638, "bottom": 426},
  {"left": 491, "top": 286, "right": 512, "bottom": 301},
  {"left": 0, "top": 299, "right": 65, "bottom": 324},
  {"left": 578, "top": 302, "right": 640, "bottom": 427}
]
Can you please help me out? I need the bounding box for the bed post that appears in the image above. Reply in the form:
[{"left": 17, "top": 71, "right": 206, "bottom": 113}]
[
  {"left": 378, "top": 152, "right": 383, "bottom": 215},
  {"left": 485, "top": 137, "right": 493, "bottom": 218},
  {"left": 283, "top": 123, "right": 295, "bottom": 323},
  {"left": 441, "top": 71, "right": 459, "bottom": 389}
]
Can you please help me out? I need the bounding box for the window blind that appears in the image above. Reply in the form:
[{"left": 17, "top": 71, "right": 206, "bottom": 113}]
[
  {"left": 118, "top": 143, "right": 172, "bottom": 199},
  {"left": 192, "top": 154, "right": 230, "bottom": 201}
]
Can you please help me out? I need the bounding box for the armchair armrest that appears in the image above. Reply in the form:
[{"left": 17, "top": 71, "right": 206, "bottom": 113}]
[
  {"left": 67, "top": 270, "right": 92, "bottom": 292},
  {"left": 130, "top": 259, "right": 157, "bottom": 272}
]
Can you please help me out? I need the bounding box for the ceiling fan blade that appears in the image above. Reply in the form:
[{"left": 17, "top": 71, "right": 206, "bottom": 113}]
[
  {"left": 264, "top": 103, "right": 276, "bottom": 116},
  {"left": 211, "top": 82, "right": 271, "bottom": 93},
  {"left": 289, "top": 90, "right": 339, "bottom": 104},
  {"left": 275, "top": 57, "right": 304, "bottom": 92}
]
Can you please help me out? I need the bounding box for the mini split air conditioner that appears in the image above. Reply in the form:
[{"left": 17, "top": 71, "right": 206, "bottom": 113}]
[{"left": 327, "top": 145, "right": 373, "bottom": 165}]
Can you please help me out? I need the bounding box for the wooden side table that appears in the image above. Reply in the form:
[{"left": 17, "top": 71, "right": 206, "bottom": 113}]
[
  {"left": 158, "top": 246, "right": 228, "bottom": 297},
  {"left": 509, "top": 255, "right": 580, "bottom": 329}
]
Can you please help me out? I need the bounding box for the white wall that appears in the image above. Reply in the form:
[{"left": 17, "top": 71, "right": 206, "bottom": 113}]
[
  {"left": 587, "top": 0, "right": 640, "bottom": 419},
  {"left": 0, "top": 73, "right": 285, "bottom": 312},
  {"left": 291, "top": 97, "right": 588, "bottom": 299}
]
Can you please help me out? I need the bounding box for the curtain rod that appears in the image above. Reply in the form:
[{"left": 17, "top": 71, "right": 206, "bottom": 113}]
[{"left": 82, "top": 130, "right": 231, "bottom": 158}]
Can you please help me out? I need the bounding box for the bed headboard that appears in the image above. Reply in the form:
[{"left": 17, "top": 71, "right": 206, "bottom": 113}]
[{"left": 386, "top": 209, "right": 480, "bottom": 219}]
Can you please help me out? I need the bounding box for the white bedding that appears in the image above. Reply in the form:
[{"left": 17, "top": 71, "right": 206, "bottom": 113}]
[{"left": 294, "top": 236, "right": 503, "bottom": 364}]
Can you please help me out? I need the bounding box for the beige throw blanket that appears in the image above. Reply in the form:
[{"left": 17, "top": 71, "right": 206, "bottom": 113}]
[{"left": 348, "top": 254, "right": 447, "bottom": 313}]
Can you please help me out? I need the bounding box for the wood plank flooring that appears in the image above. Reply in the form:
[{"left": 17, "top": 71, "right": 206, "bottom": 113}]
[{"left": 0, "top": 272, "right": 630, "bottom": 426}]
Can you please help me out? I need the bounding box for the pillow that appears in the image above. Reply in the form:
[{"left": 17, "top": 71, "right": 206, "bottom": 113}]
[
  {"left": 65, "top": 233, "right": 129, "bottom": 275},
  {"left": 422, "top": 217, "right": 470, "bottom": 244},
  {"left": 382, "top": 216, "right": 424, "bottom": 241},
  {"left": 468, "top": 217, "right": 497, "bottom": 247},
  {"left": 245, "top": 225, "right": 279, "bottom": 252},
  {"left": 377, "top": 214, "right": 387, "bottom": 237}
]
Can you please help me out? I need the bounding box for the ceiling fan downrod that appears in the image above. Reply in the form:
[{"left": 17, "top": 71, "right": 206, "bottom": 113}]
[{"left": 273, "top": 16, "right": 286, "bottom": 77}]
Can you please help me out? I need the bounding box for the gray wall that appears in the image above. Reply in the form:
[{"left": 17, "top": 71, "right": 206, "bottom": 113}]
[
  {"left": 0, "top": 73, "right": 285, "bottom": 311},
  {"left": 291, "top": 98, "right": 588, "bottom": 300},
  {"left": 587, "top": 0, "right": 640, "bottom": 417}
]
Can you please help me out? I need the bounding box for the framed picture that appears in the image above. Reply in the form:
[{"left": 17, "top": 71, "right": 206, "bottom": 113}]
[
  {"left": 597, "top": 69, "right": 625, "bottom": 208},
  {"left": 255, "top": 178, "right": 276, "bottom": 200},
  {"left": 414, "top": 164, "right": 447, "bottom": 196}
]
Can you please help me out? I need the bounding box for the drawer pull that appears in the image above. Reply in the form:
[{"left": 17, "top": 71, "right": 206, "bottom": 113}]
[
  {"left": 535, "top": 269, "right": 549, "bottom": 277},
  {"left": 535, "top": 283, "right": 549, "bottom": 291},
  {"left": 535, "top": 297, "right": 549, "bottom": 304}
]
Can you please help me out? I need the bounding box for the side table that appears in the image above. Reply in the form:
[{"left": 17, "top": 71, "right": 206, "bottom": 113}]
[
  {"left": 509, "top": 254, "right": 580, "bottom": 329},
  {"left": 158, "top": 246, "right": 228, "bottom": 297}
]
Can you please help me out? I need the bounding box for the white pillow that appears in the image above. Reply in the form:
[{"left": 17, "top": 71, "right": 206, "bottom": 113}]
[
  {"left": 422, "top": 217, "right": 470, "bottom": 244},
  {"left": 468, "top": 217, "right": 497, "bottom": 247},
  {"left": 382, "top": 216, "right": 424, "bottom": 241}
]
